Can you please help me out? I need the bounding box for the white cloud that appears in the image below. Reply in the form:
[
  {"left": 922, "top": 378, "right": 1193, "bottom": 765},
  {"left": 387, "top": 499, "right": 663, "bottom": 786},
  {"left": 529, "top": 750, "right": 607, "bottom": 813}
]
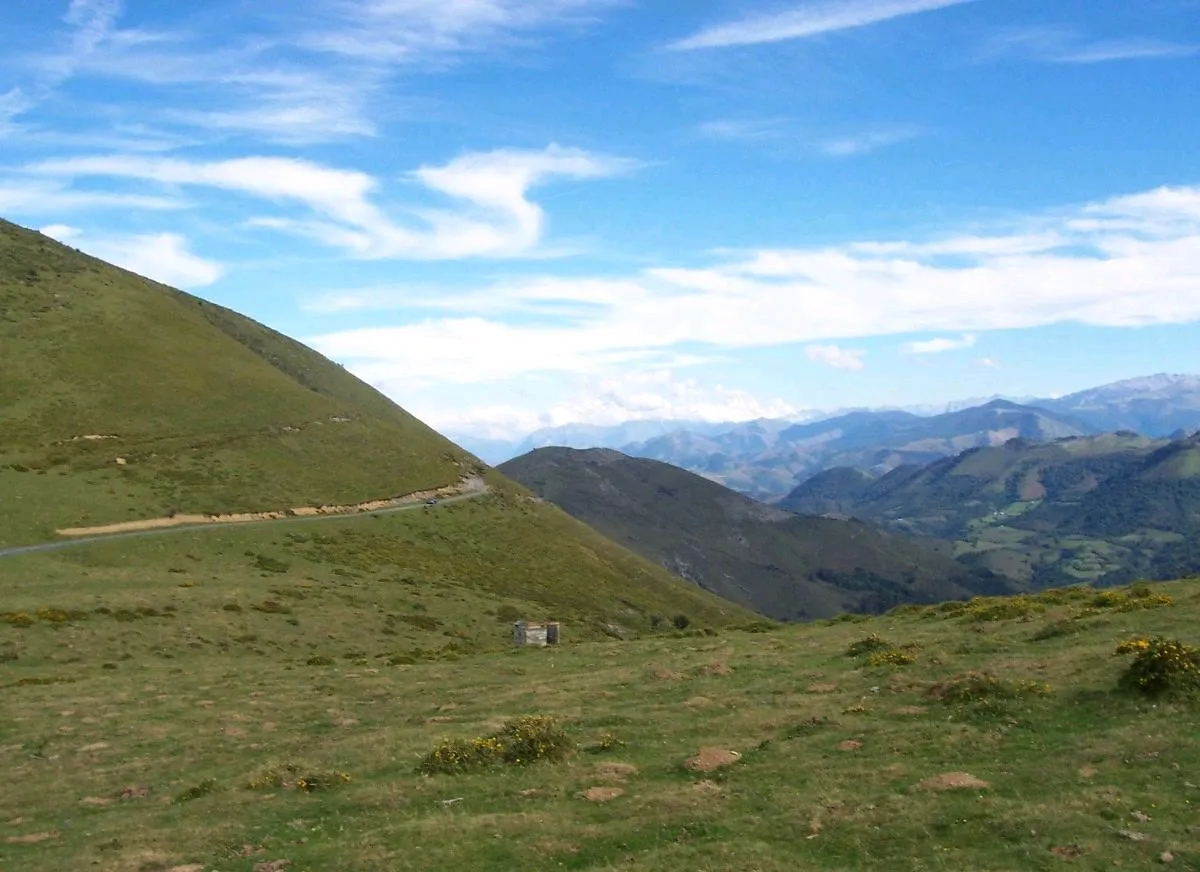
[
  {"left": 978, "top": 357, "right": 1001, "bottom": 369},
  {"left": 698, "top": 118, "right": 787, "bottom": 141},
  {"left": 0, "top": 179, "right": 183, "bottom": 215},
  {"left": 38, "top": 227, "right": 224, "bottom": 288},
  {"left": 805, "top": 344, "right": 867, "bottom": 370},
  {"left": 668, "top": 0, "right": 975, "bottom": 51},
  {"left": 979, "top": 26, "right": 1198, "bottom": 65},
  {"left": 38, "top": 223, "right": 81, "bottom": 242},
  {"left": 27, "top": 145, "right": 635, "bottom": 259},
  {"left": 821, "top": 125, "right": 922, "bottom": 156},
  {"left": 307, "top": 185, "right": 1200, "bottom": 389},
  {"left": 416, "top": 370, "right": 798, "bottom": 439},
  {"left": 904, "top": 333, "right": 977, "bottom": 354}
]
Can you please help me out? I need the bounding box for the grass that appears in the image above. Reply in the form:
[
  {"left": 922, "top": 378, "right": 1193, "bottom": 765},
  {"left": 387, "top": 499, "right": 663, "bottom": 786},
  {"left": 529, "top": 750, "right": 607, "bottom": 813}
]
[
  {"left": 2, "top": 577, "right": 1197, "bottom": 870},
  {"left": 0, "top": 218, "right": 475, "bottom": 546}
]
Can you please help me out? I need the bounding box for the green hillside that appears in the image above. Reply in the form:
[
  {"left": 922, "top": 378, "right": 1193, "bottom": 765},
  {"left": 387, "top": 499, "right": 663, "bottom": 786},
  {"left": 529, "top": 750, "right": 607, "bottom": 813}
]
[
  {"left": 0, "top": 217, "right": 751, "bottom": 640},
  {"left": 500, "top": 447, "right": 1011, "bottom": 620},
  {"left": 781, "top": 433, "right": 1200, "bottom": 587},
  {"left": 0, "top": 218, "right": 481, "bottom": 545}
]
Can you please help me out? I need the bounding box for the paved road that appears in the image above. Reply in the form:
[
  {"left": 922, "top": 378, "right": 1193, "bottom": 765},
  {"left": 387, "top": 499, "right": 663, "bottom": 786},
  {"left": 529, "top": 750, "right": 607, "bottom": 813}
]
[{"left": 0, "top": 489, "right": 487, "bottom": 561}]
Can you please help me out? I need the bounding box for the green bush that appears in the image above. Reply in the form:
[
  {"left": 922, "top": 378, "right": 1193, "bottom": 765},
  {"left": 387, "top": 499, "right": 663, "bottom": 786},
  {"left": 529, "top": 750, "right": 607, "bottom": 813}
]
[
  {"left": 928, "top": 671, "right": 1052, "bottom": 705},
  {"left": 416, "top": 715, "right": 571, "bottom": 775},
  {"left": 845, "top": 633, "right": 892, "bottom": 658},
  {"left": 1114, "top": 637, "right": 1200, "bottom": 697}
]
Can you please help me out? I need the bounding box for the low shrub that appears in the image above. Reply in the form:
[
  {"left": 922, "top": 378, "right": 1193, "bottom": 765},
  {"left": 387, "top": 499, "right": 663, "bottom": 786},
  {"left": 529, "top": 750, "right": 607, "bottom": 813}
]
[
  {"left": 927, "top": 671, "right": 1052, "bottom": 705},
  {"left": 176, "top": 778, "right": 218, "bottom": 802},
  {"left": 865, "top": 648, "right": 917, "bottom": 667},
  {"left": 845, "top": 633, "right": 892, "bottom": 658},
  {"left": 417, "top": 715, "right": 571, "bottom": 775},
  {"left": 1114, "top": 637, "right": 1200, "bottom": 697},
  {"left": 246, "top": 764, "right": 351, "bottom": 792},
  {"left": 964, "top": 595, "right": 1044, "bottom": 622}
]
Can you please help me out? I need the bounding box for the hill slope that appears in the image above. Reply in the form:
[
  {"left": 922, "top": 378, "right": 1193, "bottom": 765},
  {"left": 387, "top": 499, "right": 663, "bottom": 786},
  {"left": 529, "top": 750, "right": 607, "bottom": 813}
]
[
  {"left": 499, "top": 447, "right": 1011, "bottom": 620},
  {"left": 0, "top": 218, "right": 750, "bottom": 638},
  {"left": 781, "top": 433, "right": 1200, "bottom": 586}
]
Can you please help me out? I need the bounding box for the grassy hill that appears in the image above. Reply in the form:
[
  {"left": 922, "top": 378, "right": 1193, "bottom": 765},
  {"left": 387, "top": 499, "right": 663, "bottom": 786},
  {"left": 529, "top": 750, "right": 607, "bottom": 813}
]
[
  {"left": 781, "top": 433, "right": 1200, "bottom": 587},
  {"left": 0, "top": 217, "right": 751, "bottom": 643},
  {"left": 3, "top": 567, "right": 1196, "bottom": 870},
  {"left": 499, "top": 447, "right": 1012, "bottom": 620}
]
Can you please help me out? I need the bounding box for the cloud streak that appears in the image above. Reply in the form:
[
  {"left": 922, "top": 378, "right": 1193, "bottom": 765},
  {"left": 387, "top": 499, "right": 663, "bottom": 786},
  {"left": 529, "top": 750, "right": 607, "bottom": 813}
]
[
  {"left": 979, "top": 26, "right": 1198, "bottom": 65},
  {"left": 904, "top": 334, "right": 977, "bottom": 354},
  {"left": 307, "top": 185, "right": 1200, "bottom": 387},
  {"left": 27, "top": 145, "right": 636, "bottom": 260},
  {"left": 668, "top": 0, "right": 975, "bottom": 51}
]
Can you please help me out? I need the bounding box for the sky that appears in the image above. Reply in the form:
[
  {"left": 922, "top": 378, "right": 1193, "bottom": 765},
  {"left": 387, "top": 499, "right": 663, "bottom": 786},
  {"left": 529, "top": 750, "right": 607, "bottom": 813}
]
[{"left": 2, "top": 0, "right": 1200, "bottom": 441}]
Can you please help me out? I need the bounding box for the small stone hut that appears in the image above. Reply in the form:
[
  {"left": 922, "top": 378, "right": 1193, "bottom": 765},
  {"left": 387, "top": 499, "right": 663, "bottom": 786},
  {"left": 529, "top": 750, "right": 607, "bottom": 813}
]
[{"left": 512, "top": 621, "right": 561, "bottom": 647}]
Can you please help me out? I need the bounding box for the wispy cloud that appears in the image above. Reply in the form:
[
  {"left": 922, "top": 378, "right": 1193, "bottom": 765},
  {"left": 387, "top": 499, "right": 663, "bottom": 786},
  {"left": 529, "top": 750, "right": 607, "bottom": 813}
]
[
  {"left": 28, "top": 145, "right": 637, "bottom": 260},
  {"left": 307, "top": 185, "right": 1200, "bottom": 387},
  {"left": 904, "top": 334, "right": 977, "bottom": 354},
  {"left": 821, "top": 124, "right": 922, "bottom": 156},
  {"left": 668, "top": 0, "right": 975, "bottom": 51},
  {"left": 698, "top": 118, "right": 789, "bottom": 142},
  {"left": 806, "top": 344, "right": 867, "bottom": 370},
  {"left": 39, "top": 224, "right": 223, "bottom": 287},
  {"left": 304, "top": 0, "right": 622, "bottom": 63},
  {"left": 979, "top": 26, "right": 1198, "bottom": 65}
]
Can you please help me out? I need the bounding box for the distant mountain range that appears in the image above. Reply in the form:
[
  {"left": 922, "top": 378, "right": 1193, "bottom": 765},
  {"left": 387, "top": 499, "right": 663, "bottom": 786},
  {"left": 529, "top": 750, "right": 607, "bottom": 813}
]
[
  {"left": 499, "top": 447, "right": 1012, "bottom": 621},
  {"left": 460, "top": 375, "right": 1200, "bottom": 502},
  {"left": 781, "top": 431, "right": 1200, "bottom": 588}
]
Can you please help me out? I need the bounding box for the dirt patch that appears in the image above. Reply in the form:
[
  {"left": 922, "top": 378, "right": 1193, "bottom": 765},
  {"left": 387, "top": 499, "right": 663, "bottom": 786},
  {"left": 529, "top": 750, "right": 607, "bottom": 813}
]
[
  {"left": 167, "top": 865, "right": 206, "bottom": 872},
  {"left": 56, "top": 476, "right": 487, "bottom": 538},
  {"left": 591, "top": 762, "right": 639, "bottom": 783},
  {"left": 895, "top": 706, "right": 927, "bottom": 716},
  {"left": 224, "top": 727, "right": 248, "bottom": 737},
  {"left": 691, "top": 779, "right": 722, "bottom": 794},
  {"left": 651, "top": 669, "right": 686, "bottom": 681},
  {"left": 79, "top": 796, "right": 114, "bottom": 806},
  {"left": 1050, "top": 844, "right": 1084, "bottom": 859},
  {"left": 913, "top": 772, "right": 991, "bottom": 792},
  {"left": 5, "top": 832, "right": 58, "bottom": 844},
  {"left": 807, "top": 683, "right": 838, "bottom": 694},
  {"left": 686, "top": 748, "right": 741, "bottom": 773},
  {"left": 333, "top": 717, "right": 359, "bottom": 728},
  {"left": 705, "top": 662, "right": 733, "bottom": 676},
  {"left": 837, "top": 740, "right": 863, "bottom": 751},
  {"left": 685, "top": 696, "right": 712, "bottom": 707},
  {"left": 578, "top": 786, "right": 624, "bottom": 802},
  {"left": 253, "top": 861, "right": 290, "bottom": 872},
  {"left": 120, "top": 785, "right": 150, "bottom": 800},
  {"left": 78, "top": 742, "right": 109, "bottom": 753},
  {"left": 1078, "top": 765, "right": 1099, "bottom": 778}
]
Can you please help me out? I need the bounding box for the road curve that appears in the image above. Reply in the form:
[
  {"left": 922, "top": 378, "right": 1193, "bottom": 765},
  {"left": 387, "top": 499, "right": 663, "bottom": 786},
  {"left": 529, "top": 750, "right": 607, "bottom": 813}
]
[{"left": 0, "top": 487, "right": 488, "bottom": 561}]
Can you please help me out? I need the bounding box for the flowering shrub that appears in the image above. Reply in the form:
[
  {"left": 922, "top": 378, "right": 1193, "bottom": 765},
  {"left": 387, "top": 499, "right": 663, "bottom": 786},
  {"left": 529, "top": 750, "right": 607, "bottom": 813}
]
[
  {"left": 865, "top": 649, "right": 917, "bottom": 667},
  {"left": 417, "top": 715, "right": 571, "bottom": 775},
  {"left": 964, "top": 595, "right": 1045, "bottom": 622},
  {"left": 1114, "top": 637, "right": 1200, "bottom": 696},
  {"left": 246, "top": 763, "right": 352, "bottom": 792},
  {"left": 845, "top": 634, "right": 892, "bottom": 658}
]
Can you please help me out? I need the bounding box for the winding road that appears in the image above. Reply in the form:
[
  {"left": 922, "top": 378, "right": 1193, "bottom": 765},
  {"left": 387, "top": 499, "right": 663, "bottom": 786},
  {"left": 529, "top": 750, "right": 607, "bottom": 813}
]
[{"left": 0, "top": 483, "right": 489, "bottom": 562}]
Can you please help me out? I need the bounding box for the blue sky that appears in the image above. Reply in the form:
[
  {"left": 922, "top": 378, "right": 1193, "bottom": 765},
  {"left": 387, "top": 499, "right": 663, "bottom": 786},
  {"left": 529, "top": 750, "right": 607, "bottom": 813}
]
[{"left": 2, "top": 0, "right": 1199, "bottom": 439}]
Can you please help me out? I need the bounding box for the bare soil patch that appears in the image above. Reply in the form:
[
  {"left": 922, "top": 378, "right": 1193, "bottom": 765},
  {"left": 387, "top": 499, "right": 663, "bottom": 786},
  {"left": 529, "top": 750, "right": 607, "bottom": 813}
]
[
  {"left": 591, "top": 762, "right": 639, "bottom": 783},
  {"left": 837, "top": 740, "right": 863, "bottom": 751},
  {"left": 807, "top": 683, "right": 838, "bottom": 694},
  {"left": 651, "top": 669, "right": 686, "bottom": 681},
  {"left": 5, "top": 832, "right": 58, "bottom": 844},
  {"left": 1050, "top": 844, "right": 1084, "bottom": 859},
  {"left": 686, "top": 747, "right": 741, "bottom": 772},
  {"left": 705, "top": 662, "right": 733, "bottom": 676},
  {"left": 895, "top": 705, "right": 927, "bottom": 716},
  {"left": 691, "top": 779, "right": 722, "bottom": 794},
  {"left": 914, "top": 772, "right": 991, "bottom": 792},
  {"left": 685, "top": 695, "right": 712, "bottom": 707},
  {"left": 578, "top": 786, "right": 624, "bottom": 802},
  {"left": 79, "top": 796, "right": 114, "bottom": 806}
]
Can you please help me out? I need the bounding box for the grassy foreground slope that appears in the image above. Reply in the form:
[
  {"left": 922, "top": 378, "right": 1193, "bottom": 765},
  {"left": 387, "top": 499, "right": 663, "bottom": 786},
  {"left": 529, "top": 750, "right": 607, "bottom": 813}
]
[
  {"left": 0, "top": 218, "right": 475, "bottom": 545},
  {"left": 501, "top": 447, "right": 1011, "bottom": 620},
  {"left": 2, "top": 575, "right": 1196, "bottom": 870}
]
